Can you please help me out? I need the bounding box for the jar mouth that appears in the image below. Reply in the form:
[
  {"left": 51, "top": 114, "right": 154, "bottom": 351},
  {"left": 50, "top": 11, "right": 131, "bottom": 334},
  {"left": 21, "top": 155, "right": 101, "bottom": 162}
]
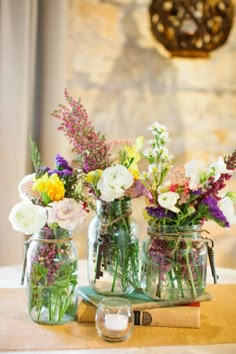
[
  {"left": 34, "top": 225, "right": 72, "bottom": 240},
  {"left": 147, "top": 224, "right": 202, "bottom": 236},
  {"left": 95, "top": 199, "right": 132, "bottom": 216},
  {"left": 96, "top": 198, "right": 131, "bottom": 206}
]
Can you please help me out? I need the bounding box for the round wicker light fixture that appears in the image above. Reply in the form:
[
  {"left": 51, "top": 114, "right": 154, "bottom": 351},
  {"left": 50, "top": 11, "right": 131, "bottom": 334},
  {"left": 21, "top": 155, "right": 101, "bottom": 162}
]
[{"left": 150, "top": 0, "right": 234, "bottom": 57}]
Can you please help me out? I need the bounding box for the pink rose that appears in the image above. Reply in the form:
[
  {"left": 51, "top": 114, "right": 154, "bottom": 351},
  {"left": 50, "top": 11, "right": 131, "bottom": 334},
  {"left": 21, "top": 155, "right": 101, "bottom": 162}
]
[{"left": 47, "top": 198, "right": 87, "bottom": 231}]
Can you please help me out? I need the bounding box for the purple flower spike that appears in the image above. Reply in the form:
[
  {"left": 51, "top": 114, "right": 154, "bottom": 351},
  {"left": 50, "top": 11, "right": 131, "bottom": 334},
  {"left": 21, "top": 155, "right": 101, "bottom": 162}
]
[
  {"left": 146, "top": 206, "right": 173, "bottom": 219},
  {"left": 55, "top": 154, "right": 73, "bottom": 172},
  {"left": 201, "top": 195, "right": 230, "bottom": 227}
]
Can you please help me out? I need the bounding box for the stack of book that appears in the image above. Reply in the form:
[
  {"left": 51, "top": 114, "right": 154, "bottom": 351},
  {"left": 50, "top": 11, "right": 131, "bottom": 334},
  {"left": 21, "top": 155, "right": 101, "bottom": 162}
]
[{"left": 77, "top": 286, "right": 212, "bottom": 328}]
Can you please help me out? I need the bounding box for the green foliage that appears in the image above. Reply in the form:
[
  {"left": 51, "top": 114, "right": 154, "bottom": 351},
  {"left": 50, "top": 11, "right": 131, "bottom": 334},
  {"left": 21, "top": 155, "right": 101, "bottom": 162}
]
[
  {"left": 29, "top": 255, "right": 78, "bottom": 323},
  {"left": 29, "top": 136, "right": 41, "bottom": 174}
]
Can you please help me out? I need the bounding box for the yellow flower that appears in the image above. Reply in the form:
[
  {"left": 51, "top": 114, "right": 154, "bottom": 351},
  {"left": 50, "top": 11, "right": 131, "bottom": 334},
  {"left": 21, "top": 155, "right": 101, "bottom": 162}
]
[
  {"left": 125, "top": 136, "right": 144, "bottom": 179},
  {"left": 33, "top": 173, "right": 65, "bottom": 203},
  {"left": 129, "top": 167, "right": 139, "bottom": 180},
  {"left": 142, "top": 209, "right": 150, "bottom": 221},
  {"left": 85, "top": 170, "right": 103, "bottom": 185}
]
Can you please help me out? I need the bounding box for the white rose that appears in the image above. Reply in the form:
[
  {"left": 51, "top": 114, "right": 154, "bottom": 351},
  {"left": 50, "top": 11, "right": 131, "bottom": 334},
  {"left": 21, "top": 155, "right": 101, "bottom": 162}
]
[
  {"left": 9, "top": 200, "right": 47, "bottom": 235},
  {"left": 158, "top": 191, "right": 180, "bottom": 213},
  {"left": 47, "top": 198, "right": 87, "bottom": 231},
  {"left": 97, "top": 165, "right": 133, "bottom": 202}
]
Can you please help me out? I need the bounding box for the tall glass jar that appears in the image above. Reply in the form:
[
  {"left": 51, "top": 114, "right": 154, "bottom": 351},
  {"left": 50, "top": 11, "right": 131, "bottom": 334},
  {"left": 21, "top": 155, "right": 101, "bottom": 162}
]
[
  {"left": 88, "top": 199, "right": 140, "bottom": 295},
  {"left": 25, "top": 226, "right": 79, "bottom": 324},
  {"left": 140, "top": 225, "right": 207, "bottom": 301}
]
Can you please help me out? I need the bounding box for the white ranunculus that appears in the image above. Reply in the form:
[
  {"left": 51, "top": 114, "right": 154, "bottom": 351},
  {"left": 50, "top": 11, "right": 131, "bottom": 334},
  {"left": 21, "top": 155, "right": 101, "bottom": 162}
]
[
  {"left": 9, "top": 200, "right": 47, "bottom": 235},
  {"left": 209, "top": 156, "right": 232, "bottom": 182},
  {"left": 47, "top": 198, "right": 87, "bottom": 231},
  {"left": 218, "top": 196, "right": 236, "bottom": 225},
  {"left": 97, "top": 165, "right": 134, "bottom": 202},
  {"left": 184, "top": 159, "right": 206, "bottom": 190},
  {"left": 158, "top": 191, "right": 180, "bottom": 213}
]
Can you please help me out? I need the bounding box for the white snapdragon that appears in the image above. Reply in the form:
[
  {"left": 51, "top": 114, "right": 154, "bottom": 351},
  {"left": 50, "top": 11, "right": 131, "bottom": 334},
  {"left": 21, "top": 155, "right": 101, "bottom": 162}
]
[
  {"left": 9, "top": 200, "right": 47, "bottom": 234},
  {"left": 158, "top": 191, "right": 180, "bottom": 213},
  {"left": 184, "top": 159, "right": 206, "bottom": 190},
  {"left": 209, "top": 156, "right": 232, "bottom": 182},
  {"left": 218, "top": 196, "right": 236, "bottom": 225},
  {"left": 97, "top": 165, "right": 133, "bottom": 202},
  {"left": 47, "top": 198, "right": 87, "bottom": 231}
]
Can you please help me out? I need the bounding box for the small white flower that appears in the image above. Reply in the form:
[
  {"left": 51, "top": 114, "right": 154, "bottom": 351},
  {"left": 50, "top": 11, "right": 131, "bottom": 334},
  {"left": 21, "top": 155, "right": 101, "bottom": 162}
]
[
  {"left": 143, "top": 147, "right": 155, "bottom": 159},
  {"left": 209, "top": 156, "right": 232, "bottom": 182},
  {"left": 148, "top": 163, "right": 158, "bottom": 176},
  {"left": 218, "top": 196, "right": 236, "bottom": 225},
  {"left": 148, "top": 121, "right": 168, "bottom": 134},
  {"left": 47, "top": 198, "right": 87, "bottom": 231},
  {"left": 9, "top": 200, "right": 47, "bottom": 235},
  {"left": 140, "top": 171, "right": 149, "bottom": 180},
  {"left": 97, "top": 165, "right": 133, "bottom": 202},
  {"left": 184, "top": 159, "right": 206, "bottom": 189},
  {"left": 158, "top": 191, "right": 180, "bottom": 213}
]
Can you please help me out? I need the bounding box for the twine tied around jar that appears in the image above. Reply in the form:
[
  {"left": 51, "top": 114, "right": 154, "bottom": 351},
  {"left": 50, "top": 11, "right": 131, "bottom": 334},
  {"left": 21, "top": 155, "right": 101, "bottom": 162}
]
[
  {"left": 98, "top": 211, "right": 132, "bottom": 235},
  {"left": 147, "top": 228, "right": 218, "bottom": 284}
]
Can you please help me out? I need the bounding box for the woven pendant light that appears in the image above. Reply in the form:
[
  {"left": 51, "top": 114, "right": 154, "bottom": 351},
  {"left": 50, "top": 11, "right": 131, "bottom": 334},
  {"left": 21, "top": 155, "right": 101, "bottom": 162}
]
[{"left": 150, "top": 0, "right": 234, "bottom": 57}]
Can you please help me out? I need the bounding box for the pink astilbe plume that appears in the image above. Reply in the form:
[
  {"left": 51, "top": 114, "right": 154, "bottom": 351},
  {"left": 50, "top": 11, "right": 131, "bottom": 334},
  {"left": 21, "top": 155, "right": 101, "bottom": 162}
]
[{"left": 52, "top": 89, "right": 111, "bottom": 172}]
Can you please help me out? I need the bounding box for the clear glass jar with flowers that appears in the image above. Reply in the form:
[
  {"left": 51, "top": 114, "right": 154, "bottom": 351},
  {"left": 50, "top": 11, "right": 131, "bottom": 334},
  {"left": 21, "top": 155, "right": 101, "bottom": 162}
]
[
  {"left": 9, "top": 141, "right": 89, "bottom": 324},
  {"left": 52, "top": 91, "right": 144, "bottom": 294},
  {"left": 139, "top": 122, "right": 236, "bottom": 301}
]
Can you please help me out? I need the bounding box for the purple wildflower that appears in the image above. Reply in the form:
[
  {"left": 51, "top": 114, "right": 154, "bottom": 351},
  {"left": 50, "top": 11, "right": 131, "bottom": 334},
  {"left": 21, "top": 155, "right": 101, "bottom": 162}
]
[
  {"left": 148, "top": 237, "right": 172, "bottom": 267},
  {"left": 146, "top": 206, "right": 173, "bottom": 219},
  {"left": 201, "top": 195, "right": 230, "bottom": 227},
  {"left": 55, "top": 154, "right": 73, "bottom": 172},
  {"left": 48, "top": 169, "right": 73, "bottom": 177},
  {"left": 47, "top": 154, "right": 73, "bottom": 177}
]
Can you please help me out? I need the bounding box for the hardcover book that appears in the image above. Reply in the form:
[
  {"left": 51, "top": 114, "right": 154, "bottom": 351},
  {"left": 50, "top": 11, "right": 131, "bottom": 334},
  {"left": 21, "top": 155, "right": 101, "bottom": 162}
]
[
  {"left": 78, "top": 299, "right": 201, "bottom": 328},
  {"left": 77, "top": 286, "right": 212, "bottom": 328}
]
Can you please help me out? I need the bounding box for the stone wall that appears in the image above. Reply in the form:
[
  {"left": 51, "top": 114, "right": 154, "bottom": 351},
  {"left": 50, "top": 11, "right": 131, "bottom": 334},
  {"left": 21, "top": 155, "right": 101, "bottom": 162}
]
[{"left": 66, "top": 0, "right": 236, "bottom": 269}]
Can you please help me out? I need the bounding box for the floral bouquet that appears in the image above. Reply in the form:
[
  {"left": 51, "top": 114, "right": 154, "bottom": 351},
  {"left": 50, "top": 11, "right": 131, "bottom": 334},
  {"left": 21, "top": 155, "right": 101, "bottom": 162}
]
[
  {"left": 139, "top": 121, "right": 236, "bottom": 300},
  {"left": 9, "top": 140, "right": 89, "bottom": 323},
  {"left": 51, "top": 90, "right": 144, "bottom": 294}
]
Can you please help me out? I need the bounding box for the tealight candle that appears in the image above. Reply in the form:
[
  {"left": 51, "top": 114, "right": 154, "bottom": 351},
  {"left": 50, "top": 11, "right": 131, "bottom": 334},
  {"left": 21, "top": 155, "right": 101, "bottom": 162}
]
[
  {"left": 95, "top": 297, "right": 133, "bottom": 342},
  {"left": 105, "top": 313, "right": 128, "bottom": 331}
]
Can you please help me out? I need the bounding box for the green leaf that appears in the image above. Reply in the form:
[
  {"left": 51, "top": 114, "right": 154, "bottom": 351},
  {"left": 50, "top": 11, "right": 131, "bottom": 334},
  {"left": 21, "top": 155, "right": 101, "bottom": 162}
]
[{"left": 29, "top": 136, "right": 41, "bottom": 173}]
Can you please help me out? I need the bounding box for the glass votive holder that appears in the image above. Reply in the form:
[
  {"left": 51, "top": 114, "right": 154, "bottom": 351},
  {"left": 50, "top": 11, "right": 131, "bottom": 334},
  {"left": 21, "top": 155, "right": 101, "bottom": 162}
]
[{"left": 95, "top": 297, "right": 134, "bottom": 342}]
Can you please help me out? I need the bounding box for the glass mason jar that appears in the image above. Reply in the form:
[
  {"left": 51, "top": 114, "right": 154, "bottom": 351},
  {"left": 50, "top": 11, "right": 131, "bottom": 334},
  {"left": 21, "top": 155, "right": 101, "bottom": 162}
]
[
  {"left": 140, "top": 225, "right": 207, "bottom": 301},
  {"left": 88, "top": 199, "right": 140, "bottom": 295},
  {"left": 25, "top": 226, "right": 79, "bottom": 324}
]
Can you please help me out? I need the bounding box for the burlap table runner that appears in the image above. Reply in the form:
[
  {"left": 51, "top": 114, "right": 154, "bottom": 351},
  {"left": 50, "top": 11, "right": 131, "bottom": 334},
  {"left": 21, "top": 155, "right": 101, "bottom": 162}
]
[{"left": 0, "top": 284, "right": 235, "bottom": 351}]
